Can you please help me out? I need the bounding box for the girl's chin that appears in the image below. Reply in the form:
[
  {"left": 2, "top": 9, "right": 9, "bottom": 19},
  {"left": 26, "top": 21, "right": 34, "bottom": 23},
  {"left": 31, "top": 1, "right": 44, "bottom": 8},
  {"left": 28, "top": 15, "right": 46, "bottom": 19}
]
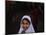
[{"left": 23, "top": 28, "right": 28, "bottom": 30}]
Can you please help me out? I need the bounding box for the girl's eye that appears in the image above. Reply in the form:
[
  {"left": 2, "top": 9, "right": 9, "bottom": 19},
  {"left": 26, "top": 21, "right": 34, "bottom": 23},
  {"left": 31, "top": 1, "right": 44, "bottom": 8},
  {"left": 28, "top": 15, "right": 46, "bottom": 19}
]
[
  {"left": 26, "top": 23, "right": 29, "bottom": 25},
  {"left": 25, "top": 23, "right": 27, "bottom": 24},
  {"left": 22, "top": 22, "right": 24, "bottom": 24},
  {"left": 22, "top": 22, "right": 27, "bottom": 24},
  {"left": 22, "top": 23, "right": 24, "bottom": 24}
]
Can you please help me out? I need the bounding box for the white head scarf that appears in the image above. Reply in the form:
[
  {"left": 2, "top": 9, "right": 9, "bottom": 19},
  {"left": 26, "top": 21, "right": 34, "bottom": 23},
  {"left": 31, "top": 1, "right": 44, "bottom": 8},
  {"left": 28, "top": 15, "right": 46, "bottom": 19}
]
[{"left": 18, "top": 15, "right": 35, "bottom": 33}]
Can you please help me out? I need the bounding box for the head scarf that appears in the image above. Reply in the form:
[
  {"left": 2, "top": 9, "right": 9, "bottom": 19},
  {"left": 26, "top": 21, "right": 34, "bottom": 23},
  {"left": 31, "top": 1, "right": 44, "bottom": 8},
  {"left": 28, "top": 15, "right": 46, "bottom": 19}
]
[{"left": 18, "top": 15, "right": 35, "bottom": 33}]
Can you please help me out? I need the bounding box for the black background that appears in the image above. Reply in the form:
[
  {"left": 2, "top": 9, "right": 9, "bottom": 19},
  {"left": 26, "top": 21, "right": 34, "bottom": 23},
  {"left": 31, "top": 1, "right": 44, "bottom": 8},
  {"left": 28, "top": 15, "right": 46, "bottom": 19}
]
[{"left": 6, "top": 1, "right": 44, "bottom": 34}]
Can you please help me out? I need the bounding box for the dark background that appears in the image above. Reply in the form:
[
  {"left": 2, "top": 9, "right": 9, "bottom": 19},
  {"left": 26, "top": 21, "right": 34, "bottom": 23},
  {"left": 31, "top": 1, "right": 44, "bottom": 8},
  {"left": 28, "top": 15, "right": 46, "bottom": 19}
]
[{"left": 6, "top": 1, "right": 44, "bottom": 34}]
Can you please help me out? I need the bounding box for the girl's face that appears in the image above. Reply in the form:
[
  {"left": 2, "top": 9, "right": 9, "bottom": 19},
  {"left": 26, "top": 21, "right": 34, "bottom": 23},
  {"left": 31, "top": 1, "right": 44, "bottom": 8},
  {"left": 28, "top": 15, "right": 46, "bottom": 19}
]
[{"left": 21, "top": 20, "right": 30, "bottom": 30}]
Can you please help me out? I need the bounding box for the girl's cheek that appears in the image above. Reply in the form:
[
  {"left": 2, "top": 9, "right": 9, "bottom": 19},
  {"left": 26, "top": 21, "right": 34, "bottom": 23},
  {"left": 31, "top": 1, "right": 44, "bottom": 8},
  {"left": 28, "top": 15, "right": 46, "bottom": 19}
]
[
  {"left": 26, "top": 25, "right": 29, "bottom": 27},
  {"left": 24, "top": 25, "right": 29, "bottom": 28}
]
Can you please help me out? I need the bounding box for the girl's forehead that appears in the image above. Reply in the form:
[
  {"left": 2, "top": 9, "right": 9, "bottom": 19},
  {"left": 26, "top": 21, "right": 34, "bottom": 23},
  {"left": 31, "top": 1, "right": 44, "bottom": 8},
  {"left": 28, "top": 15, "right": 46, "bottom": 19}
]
[
  {"left": 22, "top": 18, "right": 30, "bottom": 24},
  {"left": 22, "top": 20, "right": 30, "bottom": 24},
  {"left": 23, "top": 20, "right": 28, "bottom": 23}
]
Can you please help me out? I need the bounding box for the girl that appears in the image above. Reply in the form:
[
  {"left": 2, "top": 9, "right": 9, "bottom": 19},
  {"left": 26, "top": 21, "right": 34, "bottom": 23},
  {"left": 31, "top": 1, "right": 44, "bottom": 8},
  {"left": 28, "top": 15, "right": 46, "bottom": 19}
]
[{"left": 18, "top": 15, "right": 35, "bottom": 33}]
